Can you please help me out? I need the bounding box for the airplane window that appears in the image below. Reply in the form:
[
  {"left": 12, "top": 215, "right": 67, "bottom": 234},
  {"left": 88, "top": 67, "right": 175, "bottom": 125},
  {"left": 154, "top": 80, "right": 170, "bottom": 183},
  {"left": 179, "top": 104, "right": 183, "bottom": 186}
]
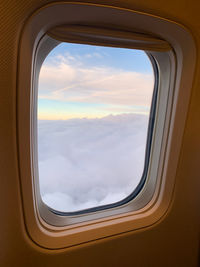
[
  {"left": 37, "top": 42, "right": 155, "bottom": 214},
  {"left": 17, "top": 2, "right": 194, "bottom": 246}
]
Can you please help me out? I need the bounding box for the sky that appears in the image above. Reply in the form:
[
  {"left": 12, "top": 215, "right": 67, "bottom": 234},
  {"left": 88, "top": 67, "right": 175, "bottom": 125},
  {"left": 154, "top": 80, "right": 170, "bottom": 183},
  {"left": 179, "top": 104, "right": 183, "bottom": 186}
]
[
  {"left": 38, "top": 43, "right": 154, "bottom": 120},
  {"left": 37, "top": 42, "right": 154, "bottom": 213}
]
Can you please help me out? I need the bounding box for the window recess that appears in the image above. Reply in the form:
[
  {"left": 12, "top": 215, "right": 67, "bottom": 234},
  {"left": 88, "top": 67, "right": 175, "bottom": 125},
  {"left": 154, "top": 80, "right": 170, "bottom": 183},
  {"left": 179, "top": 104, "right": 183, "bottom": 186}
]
[{"left": 35, "top": 25, "right": 171, "bottom": 224}]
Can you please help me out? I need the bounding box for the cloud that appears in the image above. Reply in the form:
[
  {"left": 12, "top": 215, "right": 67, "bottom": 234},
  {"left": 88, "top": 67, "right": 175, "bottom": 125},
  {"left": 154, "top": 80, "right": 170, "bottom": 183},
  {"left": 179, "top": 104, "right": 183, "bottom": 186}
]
[
  {"left": 38, "top": 113, "right": 149, "bottom": 212},
  {"left": 38, "top": 54, "right": 154, "bottom": 107}
]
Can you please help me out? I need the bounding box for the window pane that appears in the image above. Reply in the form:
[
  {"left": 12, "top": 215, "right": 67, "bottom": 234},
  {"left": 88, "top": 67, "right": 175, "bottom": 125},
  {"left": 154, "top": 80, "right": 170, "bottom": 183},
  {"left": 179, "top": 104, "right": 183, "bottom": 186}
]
[{"left": 38, "top": 43, "right": 154, "bottom": 213}]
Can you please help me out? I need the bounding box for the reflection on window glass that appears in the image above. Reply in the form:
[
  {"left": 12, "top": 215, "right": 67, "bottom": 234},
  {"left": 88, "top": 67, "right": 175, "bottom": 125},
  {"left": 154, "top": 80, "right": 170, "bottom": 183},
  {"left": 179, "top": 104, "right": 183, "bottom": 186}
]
[{"left": 38, "top": 42, "right": 154, "bottom": 213}]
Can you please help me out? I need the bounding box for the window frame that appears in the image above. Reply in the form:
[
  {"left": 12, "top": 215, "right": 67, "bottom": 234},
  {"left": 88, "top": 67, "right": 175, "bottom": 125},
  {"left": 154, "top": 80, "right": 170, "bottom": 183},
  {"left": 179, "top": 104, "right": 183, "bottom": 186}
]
[
  {"left": 35, "top": 36, "right": 168, "bottom": 226},
  {"left": 36, "top": 37, "right": 158, "bottom": 217},
  {"left": 17, "top": 2, "right": 196, "bottom": 249}
]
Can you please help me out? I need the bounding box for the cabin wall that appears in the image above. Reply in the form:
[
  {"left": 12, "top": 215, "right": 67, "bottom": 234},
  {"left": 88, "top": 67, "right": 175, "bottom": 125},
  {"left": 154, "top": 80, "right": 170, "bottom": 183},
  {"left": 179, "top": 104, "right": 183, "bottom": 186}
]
[{"left": 0, "top": 0, "right": 200, "bottom": 266}]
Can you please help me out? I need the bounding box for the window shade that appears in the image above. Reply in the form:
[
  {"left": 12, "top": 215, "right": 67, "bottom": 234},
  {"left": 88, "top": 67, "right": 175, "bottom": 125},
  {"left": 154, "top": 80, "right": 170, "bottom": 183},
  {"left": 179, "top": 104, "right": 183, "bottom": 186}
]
[{"left": 47, "top": 25, "right": 171, "bottom": 52}]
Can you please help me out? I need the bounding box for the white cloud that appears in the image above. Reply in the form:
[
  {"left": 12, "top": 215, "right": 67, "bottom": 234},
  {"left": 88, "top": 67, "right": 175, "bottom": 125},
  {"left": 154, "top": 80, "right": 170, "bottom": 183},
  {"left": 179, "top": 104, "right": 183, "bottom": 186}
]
[
  {"left": 38, "top": 113, "right": 149, "bottom": 212},
  {"left": 38, "top": 55, "right": 154, "bottom": 106},
  {"left": 84, "top": 52, "right": 102, "bottom": 58}
]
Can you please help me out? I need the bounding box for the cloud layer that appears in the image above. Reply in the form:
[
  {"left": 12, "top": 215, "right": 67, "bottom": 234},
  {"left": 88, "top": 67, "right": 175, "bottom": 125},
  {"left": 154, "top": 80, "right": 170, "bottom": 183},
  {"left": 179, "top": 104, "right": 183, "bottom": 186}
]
[{"left": 38, "top": 113, "right": 149, "bottom": 212}]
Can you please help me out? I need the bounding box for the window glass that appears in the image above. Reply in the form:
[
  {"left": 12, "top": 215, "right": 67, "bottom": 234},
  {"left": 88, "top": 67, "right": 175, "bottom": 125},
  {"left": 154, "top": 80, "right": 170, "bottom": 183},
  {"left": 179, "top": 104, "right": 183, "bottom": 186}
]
[{"left": 38, "top": 43, "right": 154, "bottom": 213}]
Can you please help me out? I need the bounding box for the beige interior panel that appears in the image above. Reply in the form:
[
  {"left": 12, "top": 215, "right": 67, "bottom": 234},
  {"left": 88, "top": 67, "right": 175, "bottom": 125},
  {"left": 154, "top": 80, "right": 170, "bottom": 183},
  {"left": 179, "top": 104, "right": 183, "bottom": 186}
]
[{"left": 0, "top": 0, "right": 199, "bottom": 266}]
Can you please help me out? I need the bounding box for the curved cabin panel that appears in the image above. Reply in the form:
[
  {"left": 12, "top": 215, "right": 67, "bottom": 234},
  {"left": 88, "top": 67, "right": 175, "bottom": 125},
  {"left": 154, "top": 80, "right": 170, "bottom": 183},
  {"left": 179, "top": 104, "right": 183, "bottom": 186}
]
[{"left": 0, "top": 0, "right": 200, "bottom": 266}]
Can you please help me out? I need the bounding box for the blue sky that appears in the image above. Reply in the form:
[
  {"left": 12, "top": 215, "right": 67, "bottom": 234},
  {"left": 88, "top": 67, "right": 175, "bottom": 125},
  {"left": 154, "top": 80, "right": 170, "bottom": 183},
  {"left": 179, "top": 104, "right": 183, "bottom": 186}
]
[
  {"left": 46, "top": 43, "right": 153, "bottom": 73},
  {"left": 38, "top": 43, "right": 154, "bottom": 120}
]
